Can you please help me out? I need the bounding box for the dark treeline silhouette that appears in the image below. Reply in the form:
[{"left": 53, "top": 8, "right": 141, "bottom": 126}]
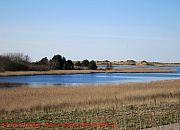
[
  {"left": 0, "top": 53, "right": 30, "bottom": 71},
  {"left": 0, "top": 53, "right": 97, "bottom": 71}
]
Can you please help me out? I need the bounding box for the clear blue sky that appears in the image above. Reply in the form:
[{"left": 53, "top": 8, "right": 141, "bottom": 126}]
[{"left": 0, "top": 0, "right": 180, "bottom": 62}]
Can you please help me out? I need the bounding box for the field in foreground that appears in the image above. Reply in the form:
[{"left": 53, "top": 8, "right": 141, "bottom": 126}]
[{"left": 0, "top": 80, "right": 180, "bottom": 129}]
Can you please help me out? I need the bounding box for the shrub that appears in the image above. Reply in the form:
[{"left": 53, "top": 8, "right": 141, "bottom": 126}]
[
  {"left": 63, "top": 60, "right": 74, "bottom": 70},
  {"left": 5, "top": 62, "right": 29, "bottom": 71},
  {"left": 88, "top": 60, "right": 97, "bottom": 70}
]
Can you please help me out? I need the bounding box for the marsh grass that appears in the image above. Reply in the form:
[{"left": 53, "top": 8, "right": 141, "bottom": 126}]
[
  {"left": 0, "top": 68, "right": 176, "bottom": 77},
  {"left": 0, "top": 80, "right": 180, "bottom": 129},
  {"left": 0, "top": 103, "right": 179, "bottom": 130},
  {"left": 0, "top": 80, "right": 180, "bottom": 112}
]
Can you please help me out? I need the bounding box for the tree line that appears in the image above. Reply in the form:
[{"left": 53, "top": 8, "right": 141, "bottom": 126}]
[{"left": 0, "top": 53, "right": 97, "bottom": 71}]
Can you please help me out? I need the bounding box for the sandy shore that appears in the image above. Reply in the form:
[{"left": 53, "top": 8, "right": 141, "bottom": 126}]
[{"left": 0, "top": 68, "right": 176, "bottom": 77}]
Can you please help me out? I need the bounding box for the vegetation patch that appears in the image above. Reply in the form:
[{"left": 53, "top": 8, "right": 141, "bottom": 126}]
[
  {"left": 0, "top": 53, "right": 97, "bottom": 71},
  {"left": 0, "top": 103, "right": 179, "bottom": 130},
  {"left": 0, "top": 80, "right": 180, "bottom": 129}
]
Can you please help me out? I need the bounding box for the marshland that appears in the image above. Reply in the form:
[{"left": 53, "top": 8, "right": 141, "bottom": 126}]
[
  {"left": 1, "top": 0, "right": 180, "bottom": 129},
  {"left": 0, "top": 53, "right": 180, "bottom": 129},
  {"left": 0, "top": 80, "right": 180, "bottom": 129},
  {"left": 1, "top": 80, "right": 180, "bottom": 111}
]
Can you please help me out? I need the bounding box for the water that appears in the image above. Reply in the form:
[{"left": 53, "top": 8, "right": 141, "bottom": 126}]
[
  {"left": 98, "top": 65, "right": 137, "bottom": 69},
  {"left": 0, "top": 66, "right": 180, "bottom": 87}
]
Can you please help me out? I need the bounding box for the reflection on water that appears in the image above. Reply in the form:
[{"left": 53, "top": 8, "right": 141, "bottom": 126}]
[
  {"left": 0, "top": 66, "right": 180, "bottom": 88},
  {"left": 0, "top": 83, "right": 28, "bottom": 89}
]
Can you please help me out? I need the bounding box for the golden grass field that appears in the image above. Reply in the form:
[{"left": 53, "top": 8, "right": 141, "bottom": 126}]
[
  {"left": 0, "top": 80, "right": 180, "bottom": 130},
  {"left": 0, "top": 68, "right": 176, "bottom": 77},
  {"left": 0, "top": 80, "right": 179, "bottom": 112}
]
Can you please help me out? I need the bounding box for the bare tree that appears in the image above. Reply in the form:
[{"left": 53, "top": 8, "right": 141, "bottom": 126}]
[{"left": 3, "top": 52, "right": 30, "bottom": 63}]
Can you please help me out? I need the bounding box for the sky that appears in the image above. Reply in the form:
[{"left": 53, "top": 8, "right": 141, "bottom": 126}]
[{"left": 0, "top": 0, "right": 180, "bottom": 62}]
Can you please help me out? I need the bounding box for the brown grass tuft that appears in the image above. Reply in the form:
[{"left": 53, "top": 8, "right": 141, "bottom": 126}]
[{"left": 0, "top": 80, "right": 180, "bottom": 112}]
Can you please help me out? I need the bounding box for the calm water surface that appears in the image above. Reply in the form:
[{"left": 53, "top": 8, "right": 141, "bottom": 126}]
[{"left": 0, "top": 66, "right": 180, "bottom": 87}]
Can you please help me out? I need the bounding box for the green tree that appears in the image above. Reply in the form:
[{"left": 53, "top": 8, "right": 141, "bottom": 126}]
[
  {"left": 50, "top": 54, "right": 66, "bottom": 70},
  {"left": 39, "top": 57, "right": 48, "bottom": 65},
  {"left": 63, "top": 60, "right": 74, "bottom": 70},
  {"left": 75, "top": 61, "right": 81, "bottom": 67},
  {"left": 82, "top": 59, "right": 89, "bottom": 67},
  {"left": 88, "top": 60, "right": 97, "bottom": 70}
]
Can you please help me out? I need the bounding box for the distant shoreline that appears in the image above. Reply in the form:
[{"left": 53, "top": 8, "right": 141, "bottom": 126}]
[
  {"left": 97, "top": 64, "right": 180, "bottom": 67},
  {"left": 96, "top": 60, "right": 180, "bottom": 67},
  {"left": 0, "top": 68, "right": 176, "bottom": 77}
]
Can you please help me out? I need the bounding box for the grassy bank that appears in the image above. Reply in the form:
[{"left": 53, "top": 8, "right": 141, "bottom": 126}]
[
  {"left": 0, "top": 103, "right": 179, "bottom": 130},
  {"left": 0, "top": 80, "right": 180, "bottom": 129},
  {"left": 0, "top": 68, "right": 176, "bottom": 77}
]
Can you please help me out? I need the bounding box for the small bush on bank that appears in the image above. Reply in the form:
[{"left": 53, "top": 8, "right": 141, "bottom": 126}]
[{"left": 5, "top": 62, "right": 29, "bottom": 71}]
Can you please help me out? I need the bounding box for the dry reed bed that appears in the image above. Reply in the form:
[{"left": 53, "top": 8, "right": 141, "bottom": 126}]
[
  {"left": 0, "top": 68, "right": 176, "bottom": 77},
  {"left": 0, "top": 80, "right": 180, "bottom": 112},
  {"left": 0, "top": 80, "right": 180, "bottom": 130}
]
